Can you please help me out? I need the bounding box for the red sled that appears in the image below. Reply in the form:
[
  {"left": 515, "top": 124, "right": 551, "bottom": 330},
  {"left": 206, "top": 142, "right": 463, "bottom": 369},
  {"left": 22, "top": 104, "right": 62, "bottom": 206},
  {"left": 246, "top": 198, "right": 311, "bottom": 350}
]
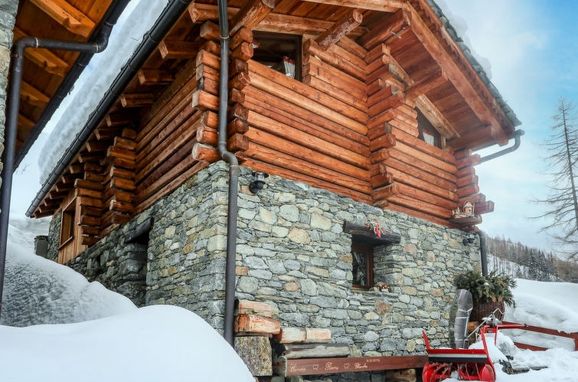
[{"left": 421, "top": 322, "right": 524, "bottom": 382}]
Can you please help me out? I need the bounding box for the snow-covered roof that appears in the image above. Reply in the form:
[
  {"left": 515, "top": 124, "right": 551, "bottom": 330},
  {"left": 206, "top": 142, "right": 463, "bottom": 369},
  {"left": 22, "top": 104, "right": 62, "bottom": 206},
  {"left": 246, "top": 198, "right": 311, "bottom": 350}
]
[{"left": 428, "top": 0, "right": 521, "bottom": 128}]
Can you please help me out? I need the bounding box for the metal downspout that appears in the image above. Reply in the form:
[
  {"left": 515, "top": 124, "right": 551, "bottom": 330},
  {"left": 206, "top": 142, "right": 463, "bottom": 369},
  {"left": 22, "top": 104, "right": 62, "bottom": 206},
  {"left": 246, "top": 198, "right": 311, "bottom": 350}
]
[
  {"left": 217, "top": 0, "right": 239, "bottom": 346},
  {"left": 0, "top": 5, "right": 128, "bottom": 316},
  {"left": 478, "top": 231, "right": 488, "bottom": 276}
]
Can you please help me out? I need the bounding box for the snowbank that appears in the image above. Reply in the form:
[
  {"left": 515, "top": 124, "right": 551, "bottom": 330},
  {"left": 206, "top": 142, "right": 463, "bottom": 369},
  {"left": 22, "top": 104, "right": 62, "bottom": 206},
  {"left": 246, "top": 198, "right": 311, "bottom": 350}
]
[
  {"left": 0, "top": 305, "right": 254, "bottom": 382},
  {"left": 1, "top": 218, "right": 136, "bottom": 326},
  {"left": 504, "top": 279, "right": 578, "bottom": 350}
]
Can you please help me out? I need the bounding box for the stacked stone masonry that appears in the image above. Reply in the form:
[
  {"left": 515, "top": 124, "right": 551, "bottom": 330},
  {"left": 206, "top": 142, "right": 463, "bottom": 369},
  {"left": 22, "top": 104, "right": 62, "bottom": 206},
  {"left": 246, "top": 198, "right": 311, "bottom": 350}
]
[
  {"left": 46, "top": 161, "right": 481, "bottom": 381},
  {"left": 0, "top": 1, "right": 19, "bottom": 185}
]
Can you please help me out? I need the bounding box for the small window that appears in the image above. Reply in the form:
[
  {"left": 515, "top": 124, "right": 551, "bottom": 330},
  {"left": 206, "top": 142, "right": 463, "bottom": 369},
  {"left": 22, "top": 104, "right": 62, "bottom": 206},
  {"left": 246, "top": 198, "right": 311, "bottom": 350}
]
[
  {"left": 60, "top": 200, "right": 76, "bottom": 248},
  {"left": 253, "top": 32, "right": 302, "bottom": 80},
  {"left": 352, "top": 241, "right": 374, "bottom": 289},
  {"left": 417, "top": 109, "right": 442, "bottom": 148}
]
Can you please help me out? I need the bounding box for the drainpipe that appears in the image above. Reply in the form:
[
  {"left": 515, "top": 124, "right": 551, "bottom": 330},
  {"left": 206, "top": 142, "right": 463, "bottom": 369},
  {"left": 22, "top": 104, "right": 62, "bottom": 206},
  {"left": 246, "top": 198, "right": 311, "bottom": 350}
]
[
  {"left": 0, "top": 2, "right": 129, "bottom": 316},
  {"left": 217, "top": 0, "right": 239, "bottom": 346},
  {"left": 479, "top": 130, "right": 524, "bottom": 164},
  {"left": 478, "top": 230, "right": 488, "bottom": 276}
]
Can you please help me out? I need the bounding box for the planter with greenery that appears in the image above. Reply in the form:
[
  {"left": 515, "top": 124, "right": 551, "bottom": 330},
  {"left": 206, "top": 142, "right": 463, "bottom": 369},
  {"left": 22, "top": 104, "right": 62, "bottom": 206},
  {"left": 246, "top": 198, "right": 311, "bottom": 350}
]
[{"left": 454, "top": 271, "right": 516, "bottom": 321}]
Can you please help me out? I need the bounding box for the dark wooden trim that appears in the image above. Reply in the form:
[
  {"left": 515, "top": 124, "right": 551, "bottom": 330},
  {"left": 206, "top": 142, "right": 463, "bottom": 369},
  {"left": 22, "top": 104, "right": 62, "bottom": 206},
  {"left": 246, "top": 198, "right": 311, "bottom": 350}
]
[
  {"left": 343, "top": 221, "right": 401, "bottom": 246},
  {"left": 275, "top": 355, "right": 427, "bottom": 376}
]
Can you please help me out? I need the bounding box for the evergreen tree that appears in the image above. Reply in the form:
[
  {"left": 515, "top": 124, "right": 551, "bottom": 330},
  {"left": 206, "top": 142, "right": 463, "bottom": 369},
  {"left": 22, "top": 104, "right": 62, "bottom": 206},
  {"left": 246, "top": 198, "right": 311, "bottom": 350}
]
[{"left": 536, "top": 99, "right": 578, "bottom": 259}]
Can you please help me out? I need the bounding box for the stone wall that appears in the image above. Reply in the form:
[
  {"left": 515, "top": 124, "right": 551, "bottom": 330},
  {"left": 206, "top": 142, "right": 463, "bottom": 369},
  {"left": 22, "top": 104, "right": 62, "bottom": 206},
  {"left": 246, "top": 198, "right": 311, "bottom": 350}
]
[
  {"left": 0, "top": 1, "right": 19, "bottom": 185},
  {"left": 45, "top": 161, "right": 480, "bottom": 380},
  {"left": 46, "top": 163, "right": 230, "bottom": 330},
  {"left": 233, "top": 165, "right": 480, "bottom": 358}
]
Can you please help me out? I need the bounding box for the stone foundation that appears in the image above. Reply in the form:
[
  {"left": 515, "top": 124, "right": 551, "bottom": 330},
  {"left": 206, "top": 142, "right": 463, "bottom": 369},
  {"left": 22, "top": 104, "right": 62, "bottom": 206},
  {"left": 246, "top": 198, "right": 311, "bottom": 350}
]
[{"left": 46, "top": 161, "right": 480, "bottom": 380}]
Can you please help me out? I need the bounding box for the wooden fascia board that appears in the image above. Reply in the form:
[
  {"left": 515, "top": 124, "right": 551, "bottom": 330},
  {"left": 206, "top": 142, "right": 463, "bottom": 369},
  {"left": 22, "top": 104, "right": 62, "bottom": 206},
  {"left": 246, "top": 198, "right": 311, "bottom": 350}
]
[
  {"left": 300, "top": 0, "right": 404, "bottom": 13},
  {"left": 405, "top": 5, "right": 506, "bottom": 143}
]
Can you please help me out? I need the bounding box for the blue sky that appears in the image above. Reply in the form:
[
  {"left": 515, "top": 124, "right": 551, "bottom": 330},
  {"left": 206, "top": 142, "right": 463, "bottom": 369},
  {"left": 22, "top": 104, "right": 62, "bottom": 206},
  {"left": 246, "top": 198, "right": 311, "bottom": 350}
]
[
  {"left": 11, "top": 1, "right": 578, "bottom": 255},
  {"left": 440, "top": 0, "right": 578, "bottom": 253}
]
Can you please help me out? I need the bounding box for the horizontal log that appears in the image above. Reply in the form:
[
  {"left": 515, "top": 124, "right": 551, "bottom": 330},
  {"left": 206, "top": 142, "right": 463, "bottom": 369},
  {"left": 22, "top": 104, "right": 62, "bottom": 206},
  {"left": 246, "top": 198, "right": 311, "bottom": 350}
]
[
  {"left": 236, "top": 300, "right": 278, "bottom": 318},
  {"left": 386, "top": 194, "right": 452, "bottom": 220},
  {"left": 305, "top": 39, "right": 367, "bottom": 81},
  {"left": 192, "top": 143, "right": 220, "bottom": 162},
  {"left": 382, "top": 165, "right": 456, "bottom": 200},
  {"left": 248, "top": 60, "right": 367, "bottom": 130},
  {"left": 278, "top": 343, "right": 351, "bottom": 359},
  {"left": 235, "top": 314, "right": 280, "bottom": 335},
  {"left": 240, "top": 158, "right": 372, "bottom": 204},
  {"left": 274, "top": 327, "right": 331, "bottom": 344},
  {"left": 316, "top": 9, "right": 363, "bottom": 50}
]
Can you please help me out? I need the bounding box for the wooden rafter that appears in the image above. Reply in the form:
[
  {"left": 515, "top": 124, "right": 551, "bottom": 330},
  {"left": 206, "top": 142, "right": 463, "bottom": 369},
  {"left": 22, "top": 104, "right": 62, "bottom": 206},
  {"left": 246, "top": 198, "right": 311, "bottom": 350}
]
[
  {"left": 158, "top": 40, "right": 200, "bottom": 60},
  {"left": 30, "top": 0, "right": 95, "bottom": 38},
  {"left": 120, "top": 93, "right": 155, "bottom": 108},
  {"left": 301, "top": 0, "right": 404, "bottom": 13},
  {"left": 415, "top": 95, "right": 460, "bottom": 139},
  {"left": 230, "top": 0, "right": 276, "bottom": 36},
  {"left": 137, "top": 69, "right": 175, "bottom": 86},
  {"left": 406, "top": 69, "right": 447, "bottom": 100},
  {"left": 13, "top": 27, "right": 70, "bottom": 76},
  {"left": 189, "top": 3, "right": 365, "bottom": 37},
  {"left": 405, "top": 5, "right": 506, "bottom": 142},
  {"left": 359, "top": 9, "right": 411, "bottom": 49},
  {"left": 316, "top": 9, "right": 363, "bottom": 50},
  {"left": 21, "top": 81, "right": 50, "bottom": 107},
  {"left": 18, "top": 114, "right": 35, "bottom": 131}
]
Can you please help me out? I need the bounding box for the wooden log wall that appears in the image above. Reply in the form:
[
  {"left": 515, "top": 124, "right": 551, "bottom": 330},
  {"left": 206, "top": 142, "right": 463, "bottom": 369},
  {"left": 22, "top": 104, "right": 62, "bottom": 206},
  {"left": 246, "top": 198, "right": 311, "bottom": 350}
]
[
  {"left": 364, "top": 44, "right": 461, "bottom": 226},
  {"left": 232, "top": 34, "right": 373, "bottom": 203}
]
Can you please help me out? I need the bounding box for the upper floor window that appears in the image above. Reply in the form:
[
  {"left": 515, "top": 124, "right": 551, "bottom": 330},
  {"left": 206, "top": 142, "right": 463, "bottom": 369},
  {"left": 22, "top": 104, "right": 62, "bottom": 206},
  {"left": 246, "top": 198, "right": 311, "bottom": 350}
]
[
  {"left": 253, "top": 32, "right": 302, "bottom": 80},
  {"left": 417, "top": 109, "right": 442, "bottom": 148}
]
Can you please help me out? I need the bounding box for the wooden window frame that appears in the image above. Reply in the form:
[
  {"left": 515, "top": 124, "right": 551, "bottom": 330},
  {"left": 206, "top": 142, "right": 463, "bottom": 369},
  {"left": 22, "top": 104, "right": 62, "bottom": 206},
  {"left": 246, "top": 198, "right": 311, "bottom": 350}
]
[
  {"left": 417, "top": 108, "right": 443, "bottom": 149},
  {"left": 352, "top": 241, "right": 374, "bottom": 290},
  {"left": 252, "top": 31, "right": 303, "bottom": 81},
  {"left": 59, "top": 199, "right": 76, "bottom": 249}
]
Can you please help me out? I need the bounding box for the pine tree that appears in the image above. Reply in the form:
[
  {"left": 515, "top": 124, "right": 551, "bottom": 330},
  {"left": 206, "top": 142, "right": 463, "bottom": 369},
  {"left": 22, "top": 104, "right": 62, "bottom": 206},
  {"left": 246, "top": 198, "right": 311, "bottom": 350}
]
[{"left": 536, "top": 99, "right": 578, "bottom": 259}]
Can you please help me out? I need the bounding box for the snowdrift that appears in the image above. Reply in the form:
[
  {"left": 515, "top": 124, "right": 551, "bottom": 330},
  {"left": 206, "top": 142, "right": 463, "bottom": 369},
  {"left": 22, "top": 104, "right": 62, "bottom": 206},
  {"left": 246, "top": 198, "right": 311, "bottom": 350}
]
[
  {"left": 0, "top": 305, "right": 254, "bottom": 382},
  {"left": 1, "top": 218, "right": 136, "bottom": 326},
  {"left": 505, "top": 279, "right": 578, "bottom": 350}
]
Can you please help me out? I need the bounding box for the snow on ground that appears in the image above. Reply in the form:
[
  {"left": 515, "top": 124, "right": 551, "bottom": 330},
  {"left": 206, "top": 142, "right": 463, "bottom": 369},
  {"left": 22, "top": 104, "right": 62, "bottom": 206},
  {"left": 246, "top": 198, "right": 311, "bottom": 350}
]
[
  {"left": 1, "top": 220, "right": 253, "bottom": 381},
  {"left": 39, "top": 0, "right": 169, "bottom": 184},
  {"left": 504, "top": 279, "right": 578, "bottom": 350},
  {"left": 0, "top": 305, "right": 254, "bottom": 382},
  {"left": 1, "top": 218, "right": 136, "bottom": 326}
]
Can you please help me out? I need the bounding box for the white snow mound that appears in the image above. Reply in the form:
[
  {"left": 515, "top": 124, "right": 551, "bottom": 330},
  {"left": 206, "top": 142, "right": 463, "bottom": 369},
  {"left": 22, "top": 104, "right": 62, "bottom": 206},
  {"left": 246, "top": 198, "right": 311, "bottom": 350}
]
[
  {"left": 1, "top": 218, "right": 136, "bottom": 326},
  {"left": 0, "top": 305, "right": 254, "bottom": 382},
  {"left": 504, "top": 279, "right": 578, "bottom": 350}
]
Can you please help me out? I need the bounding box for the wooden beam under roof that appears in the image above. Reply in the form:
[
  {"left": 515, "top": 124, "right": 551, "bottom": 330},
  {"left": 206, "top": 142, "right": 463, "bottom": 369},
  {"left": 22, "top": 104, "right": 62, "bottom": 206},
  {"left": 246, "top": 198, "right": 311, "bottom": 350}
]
[
  {"left": 13, "top": 27, "right": 70, "bottom": 77},
  {"left": 158, "top": 40, "right": 200, "bottom": 60},
  {"left": 230, "top": 0, "right": 276, "bottom": 36},
  {"left": 188, "top": 3, "right": 366, "bottom": 37},
  {"left": 316, "top": 9, "right": 363, "bottom": 50},
  {"left": 30, "top": 0, "right": 96, "bottom": 38},
  {"left": 359, "top": 9, "right": 411, "bottom": 49},
  {"left": 137, "top": 69, "right": 175, "bottom": 86},
  {"left": 405, "top": 4, "right": 506, "bottom": 142},
  {"left": 415, "top": 95, "right": 460, "bottom": 139},
  {"left": 21, "top": 81, "right": 50, "bottom": 107},
  {"left": 300, "top": 0, "right": 404, "bottom": 12},
  {"left": 18, "top": 114, "right": 35, "bottom": 132}
]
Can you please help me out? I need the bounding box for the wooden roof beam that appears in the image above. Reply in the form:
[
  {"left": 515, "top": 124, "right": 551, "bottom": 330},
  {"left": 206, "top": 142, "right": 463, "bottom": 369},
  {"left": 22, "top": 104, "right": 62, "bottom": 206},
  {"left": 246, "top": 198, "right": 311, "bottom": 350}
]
[
  {"left": 230, "top": 0, "right": 276, "bottom": 36},
  {"left": 415, "top": 95, "right": 460, "bottom": 139},
  {"left": 137, "top": 69, "right": 175, "bottom": 86},
  {"left": 360, "top": 9, "right": 411, "bottom": 49},
  {"left": 406, "top": 69, "right": 447, "bottom": 101},
  {"left": 13, "top": 27, "right": 70, "bottom": 77},
  {"left": 406, "top": 6, "right": 506, "bottom": 143},
  {"left": 21, "top": 81, "right": 50, "bottom": 107},
  {"left": 18, "top": 114, "right": 35, "bottom": 132},
  {"left": 316, "top": 9, "right": 363, "bottom": 50},
  {"left": 189, "top": 3, "right": 365, "bottom": 37},
  {"left": 30, "top": 0, "right": 95, "bottom": 38},
  {"left": 120, "top": 93, "right": 155, "bottom": 108},
  {"left": 158, "top": 40, "right": 200, "bottom": 60},
  {"left": 301, "top": 0, "right": 404, "bottom": 13}
]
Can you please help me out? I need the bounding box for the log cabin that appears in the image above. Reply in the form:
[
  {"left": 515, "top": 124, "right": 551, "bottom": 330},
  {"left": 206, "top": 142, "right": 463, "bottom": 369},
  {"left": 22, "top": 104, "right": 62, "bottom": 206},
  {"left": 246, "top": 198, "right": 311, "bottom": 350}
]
[{"left": 16, "top": 0, "right": 521, "bottom": 380}]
